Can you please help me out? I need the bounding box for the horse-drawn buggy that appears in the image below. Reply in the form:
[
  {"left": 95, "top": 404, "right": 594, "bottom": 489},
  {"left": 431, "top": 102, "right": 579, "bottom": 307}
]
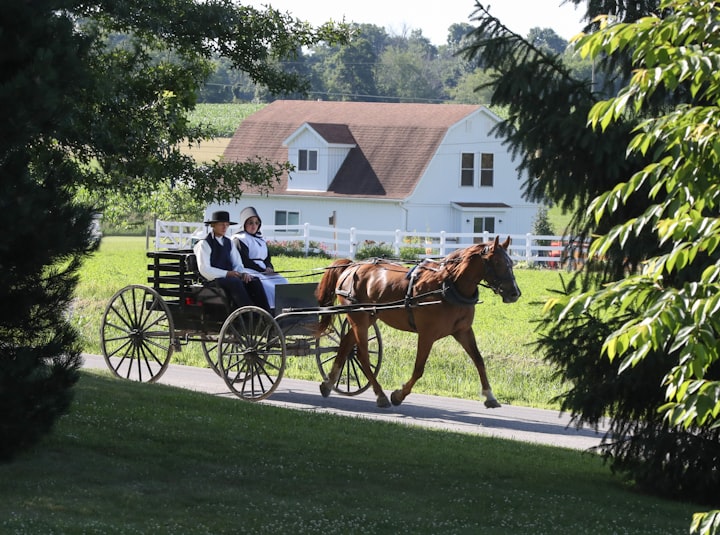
[
  {"left": 100, "top": 237, "right": 521, "bottom": 408},
  {"left": 100, "top": 250, "right": 382, "bottom": 401}
]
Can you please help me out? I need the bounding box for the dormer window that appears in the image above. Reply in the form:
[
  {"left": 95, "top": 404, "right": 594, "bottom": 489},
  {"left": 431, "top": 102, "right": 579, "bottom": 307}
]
[
  {"left": 298, "top": 149, "right": 318, "bottom": 172},
  {"left": 283, "top": 123, "right": 355, "bottom": 191}
]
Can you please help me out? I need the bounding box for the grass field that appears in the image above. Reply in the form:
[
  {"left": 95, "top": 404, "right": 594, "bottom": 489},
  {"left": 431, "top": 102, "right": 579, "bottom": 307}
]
[
  {"left": 188, "top": 102, "right": 264, "bottom": 137},
  {"left": 0, "top": 371, "right": 698, "bottom": 535},
  {"left": 75, "top": 236, "right": 572, "bottom": 409}
]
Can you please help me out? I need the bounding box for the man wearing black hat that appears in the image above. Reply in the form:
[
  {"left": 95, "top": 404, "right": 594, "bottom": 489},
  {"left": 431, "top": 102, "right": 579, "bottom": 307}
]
[{"left": 193, "top": 210, "right": 271, "bottom": 312}]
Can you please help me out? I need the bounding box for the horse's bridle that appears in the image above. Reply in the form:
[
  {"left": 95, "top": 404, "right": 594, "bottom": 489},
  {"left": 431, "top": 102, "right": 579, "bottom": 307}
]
[
  {"left": 443, "top": 245, "right": 516, "bottom": 297},
  {"left": 478, "top": 246, "right": 518, "bottom": 297}
]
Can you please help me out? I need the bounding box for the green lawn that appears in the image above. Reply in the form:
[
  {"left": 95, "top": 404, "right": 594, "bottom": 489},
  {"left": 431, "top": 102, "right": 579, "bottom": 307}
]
[{"left": 0, "top": 371, "right": 699, "bottom": 535}]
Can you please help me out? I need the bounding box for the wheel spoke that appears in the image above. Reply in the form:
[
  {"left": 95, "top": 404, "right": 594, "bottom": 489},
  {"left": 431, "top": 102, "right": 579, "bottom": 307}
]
[
  {"left": 105, "top": 338, "right": 133, "bottom": 360},
  {"left": 338, "top": 354, "right": 363, "bottom": 390}
]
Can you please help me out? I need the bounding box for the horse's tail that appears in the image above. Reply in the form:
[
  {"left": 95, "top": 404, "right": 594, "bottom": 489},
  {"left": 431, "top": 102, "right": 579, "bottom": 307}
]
[{"left": 315, "top": 258, "right": 353, "bottom": 335}]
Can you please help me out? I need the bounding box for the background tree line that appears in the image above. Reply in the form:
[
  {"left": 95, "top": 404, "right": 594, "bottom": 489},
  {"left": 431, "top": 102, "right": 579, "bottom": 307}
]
[{"left": 197, "top": 22, "right": 595, "bottom": 104}]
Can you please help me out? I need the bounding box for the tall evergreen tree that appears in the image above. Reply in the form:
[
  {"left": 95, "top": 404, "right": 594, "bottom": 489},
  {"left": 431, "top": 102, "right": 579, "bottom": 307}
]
[{"left": 461, "top": 0, "right": 720, "bottom": 506}]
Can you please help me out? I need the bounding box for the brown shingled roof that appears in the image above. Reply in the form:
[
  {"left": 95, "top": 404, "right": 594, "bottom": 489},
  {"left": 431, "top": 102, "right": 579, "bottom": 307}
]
[{"left": 222, "top": 100, "right": 481, "bottom": 199}]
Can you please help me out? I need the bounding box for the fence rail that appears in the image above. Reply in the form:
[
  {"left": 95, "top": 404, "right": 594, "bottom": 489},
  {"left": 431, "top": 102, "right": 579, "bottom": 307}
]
[{"left": 154, "top": 219, "right": 587, "bottom": 267}]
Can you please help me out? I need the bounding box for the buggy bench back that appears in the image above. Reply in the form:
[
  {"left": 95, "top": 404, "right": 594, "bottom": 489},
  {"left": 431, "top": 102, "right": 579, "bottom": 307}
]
[
  {"left": 146, "top": 250, "right": 230, "bottom": 331},
  {"left": 146, "top": 250, "right": 199, "bottom": 305}
]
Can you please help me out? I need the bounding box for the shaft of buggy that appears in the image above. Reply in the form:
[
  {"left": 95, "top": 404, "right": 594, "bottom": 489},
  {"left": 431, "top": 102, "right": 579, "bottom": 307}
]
[{"left": 277, "top": 298, "right": 443, "bottom": 318}]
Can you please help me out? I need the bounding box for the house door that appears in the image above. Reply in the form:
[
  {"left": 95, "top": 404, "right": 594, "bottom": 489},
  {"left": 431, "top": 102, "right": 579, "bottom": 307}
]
[{"left": 473, "top": 216, "right": 495, "bottom": 243}]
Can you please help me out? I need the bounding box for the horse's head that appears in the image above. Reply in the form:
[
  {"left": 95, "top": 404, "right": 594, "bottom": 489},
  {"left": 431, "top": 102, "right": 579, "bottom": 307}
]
[
  {"left": 479, "top": 236, "right": 521, "bottom": 303},
  {"left": 441, "top": 237, "right": 521, "bottom": 304}
]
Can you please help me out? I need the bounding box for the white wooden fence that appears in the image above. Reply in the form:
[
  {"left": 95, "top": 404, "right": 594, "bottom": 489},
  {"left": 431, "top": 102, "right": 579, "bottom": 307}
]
[{"left": 154, "top": 219, "right": 587, "bottom": 267}]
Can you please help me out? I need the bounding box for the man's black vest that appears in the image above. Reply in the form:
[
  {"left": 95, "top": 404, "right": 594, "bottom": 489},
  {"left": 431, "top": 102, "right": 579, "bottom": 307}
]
[{"left": 205, "top": 232, "right": 233, "bottom": 271}]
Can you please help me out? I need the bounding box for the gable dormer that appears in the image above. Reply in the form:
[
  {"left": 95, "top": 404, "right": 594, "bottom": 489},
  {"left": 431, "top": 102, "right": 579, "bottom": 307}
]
[{"left": 283, "top": 122, "right": 356, "bottom": 191}]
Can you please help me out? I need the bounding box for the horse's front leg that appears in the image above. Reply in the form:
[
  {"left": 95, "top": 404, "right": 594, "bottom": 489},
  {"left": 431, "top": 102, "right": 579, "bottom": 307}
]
[
  {"left": 453, "top": 329, "right": 501, "bottom": 408},
  {"left": 354, "top": 324, "right": 391, "bottom": 408},
  {"left": 390, "top": 335, "right": 433, "bottom": 406}
]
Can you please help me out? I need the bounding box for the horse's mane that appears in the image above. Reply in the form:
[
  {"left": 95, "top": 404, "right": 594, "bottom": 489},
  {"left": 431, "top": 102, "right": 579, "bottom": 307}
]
[{"left": 415, "top": 242, "right": 490, "bottom": 286}]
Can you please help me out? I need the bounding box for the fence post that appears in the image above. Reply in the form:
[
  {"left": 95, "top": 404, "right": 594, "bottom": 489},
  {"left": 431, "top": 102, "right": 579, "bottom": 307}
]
[
  {"left": 394, "top": 229, "right": 402, "bottom": 257},
  {"left": 526, "top": 233, "right": 533, "bottom": 264},
  {"left": 349, "top": 228, "right": 357, "bottom": 259},
  {"left": 303, "top": 223, "right": 310, "bottom": 256},
  {"left": 439, "top": 231, "right": 446, "bottom": 256}
]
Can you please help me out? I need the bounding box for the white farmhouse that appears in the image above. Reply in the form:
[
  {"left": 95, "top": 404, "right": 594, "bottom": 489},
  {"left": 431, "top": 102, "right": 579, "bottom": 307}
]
[{"left": 206, "top": 100, "right": 539, "bottom": 236}]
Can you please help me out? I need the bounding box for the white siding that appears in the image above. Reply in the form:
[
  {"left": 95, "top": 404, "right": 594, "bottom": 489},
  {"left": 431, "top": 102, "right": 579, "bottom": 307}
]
[
  {"left": 405, "top": 109, "right": 538, "bottom": 236},
  {"left": 207, "top": 197, "right": 403, "bottom": 233},
  {"left": 326, "top": 146, "right": 350, "bottom": 179},
  {"left": 284, "top": 127, "right": 353, "bottom": 192}
]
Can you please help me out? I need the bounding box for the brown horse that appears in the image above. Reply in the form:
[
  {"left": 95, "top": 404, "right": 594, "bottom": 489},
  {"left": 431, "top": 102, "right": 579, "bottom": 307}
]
[{"left": 315, "top": 236, "right": 521, "bottom": 408}]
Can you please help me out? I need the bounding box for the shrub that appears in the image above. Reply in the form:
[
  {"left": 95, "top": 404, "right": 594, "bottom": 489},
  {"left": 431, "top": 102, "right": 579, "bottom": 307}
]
[
  {"left": 399, "top": 246, "right": 423, "bottom": 262},
  {"left": 355, "top": 241, "right": 394, "bottom": 260},
  {"left": 267, "top": 240, "right": 330, "bottom": 258}
]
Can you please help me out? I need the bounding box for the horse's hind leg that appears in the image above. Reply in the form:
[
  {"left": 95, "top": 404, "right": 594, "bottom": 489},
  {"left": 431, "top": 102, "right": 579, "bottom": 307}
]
[
  {"left": 320, "top": 318, "right": 391, "bottom": 408},
  {"left": 351, "top": 317, "right": 391, "bottom": 408},
  {"left": 453, "top": 329, "right": 501, "bottom": 408},
  {"left": 319, "top": 330, "right": 354, "bottom": 398}
]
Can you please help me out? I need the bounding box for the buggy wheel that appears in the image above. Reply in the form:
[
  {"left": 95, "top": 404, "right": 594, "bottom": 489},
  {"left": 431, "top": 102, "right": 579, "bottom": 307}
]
[
  {"left": 315, "top": 316, "right": 382, "bottom": 396},
  {"left": 100, "top": 284, "right": 174, "bottom": 382},
  {"left": 200, "top": 337, "right": 221, "bottom": 377},
  {"left": 218, "top": 306, "right": 286, "bottom": 401}
]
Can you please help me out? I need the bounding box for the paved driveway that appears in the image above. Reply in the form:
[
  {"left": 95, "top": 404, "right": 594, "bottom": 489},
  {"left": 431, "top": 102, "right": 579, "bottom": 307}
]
[{"left": 83, "top": 353, "right": 609, "bottom": 451}]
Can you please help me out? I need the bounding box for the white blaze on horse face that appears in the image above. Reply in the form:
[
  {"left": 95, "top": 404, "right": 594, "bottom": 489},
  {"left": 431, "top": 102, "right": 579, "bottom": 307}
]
[{"left": 505, "top": 255, "right": 521, "bottom": 303}]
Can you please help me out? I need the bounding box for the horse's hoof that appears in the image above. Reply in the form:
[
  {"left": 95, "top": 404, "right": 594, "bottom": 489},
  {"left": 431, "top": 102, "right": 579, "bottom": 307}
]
[
  {"left": 390, "top": 390, "right": 403, "bottom": 406},
  {"left": 377, "top": 394, "right": 391, "bottom": 408},
  {"left": 484, "top": 399, "right": 501, "bottom": 409},
  {"left": 319, "top": 382, "right": 331, "bottom": 398}
]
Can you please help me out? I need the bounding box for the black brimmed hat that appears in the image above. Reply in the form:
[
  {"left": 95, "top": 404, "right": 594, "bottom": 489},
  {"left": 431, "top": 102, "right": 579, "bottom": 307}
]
[{"left": 204, "top": 211, "right": 236, "bottom": 225}]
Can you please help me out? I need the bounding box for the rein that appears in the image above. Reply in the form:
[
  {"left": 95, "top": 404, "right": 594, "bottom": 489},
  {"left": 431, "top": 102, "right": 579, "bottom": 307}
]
[
  {"left": 279, "top": 262, "right": 368, "bottom": 280},
  {"left": 443, "top": 245, "right": 516, "bottom": 297}
]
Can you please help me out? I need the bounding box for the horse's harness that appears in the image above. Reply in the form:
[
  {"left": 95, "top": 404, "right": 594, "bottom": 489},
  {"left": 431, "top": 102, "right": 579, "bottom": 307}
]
[{"left": 333, "top": 246, "right": 510, "bottom": 332}]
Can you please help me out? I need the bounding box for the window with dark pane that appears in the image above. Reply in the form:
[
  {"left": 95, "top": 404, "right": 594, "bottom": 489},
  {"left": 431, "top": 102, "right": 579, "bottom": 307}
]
[
  {"left": 298, "top": 149, "right": 318, "bottom": 171},
  {"left": 461, "top": 152, "right": 474, "bottom": 186},
  {"left": 480, "top": 153, "right": 494, "bottom": 186}
]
